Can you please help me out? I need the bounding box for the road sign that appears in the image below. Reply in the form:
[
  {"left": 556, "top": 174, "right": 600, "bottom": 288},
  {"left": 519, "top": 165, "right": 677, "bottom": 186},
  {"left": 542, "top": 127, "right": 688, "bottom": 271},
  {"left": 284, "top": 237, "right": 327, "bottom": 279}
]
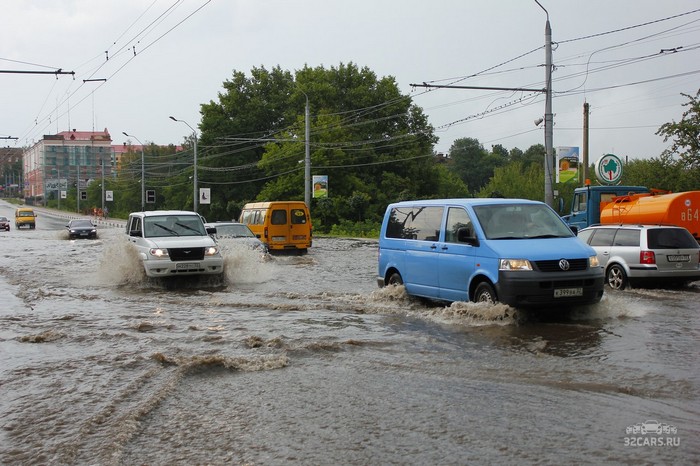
[
  {"left": 199, "top": 188, "right": 211, "bottom": 205},
  {"left": 146, "top": 190, "right": 156, "bottom": 203},
  {"left": 105, "top": 190, "right": 113, "bottom": 201}
]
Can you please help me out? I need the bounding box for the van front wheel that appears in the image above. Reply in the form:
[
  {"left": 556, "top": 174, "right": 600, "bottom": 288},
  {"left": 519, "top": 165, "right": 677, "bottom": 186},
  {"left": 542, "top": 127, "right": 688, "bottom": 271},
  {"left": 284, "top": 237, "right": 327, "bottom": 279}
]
[
  {"left": 387, "top": 272, "right": 403, "bottom": 286},
  {"left": 473, "top": 282, "right": 497, "bottom": 303}
]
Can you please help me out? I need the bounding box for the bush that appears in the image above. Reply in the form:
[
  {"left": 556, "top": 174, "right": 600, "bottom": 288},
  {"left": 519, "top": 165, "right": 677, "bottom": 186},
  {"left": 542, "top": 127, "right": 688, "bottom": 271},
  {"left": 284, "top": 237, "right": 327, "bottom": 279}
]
[{"left": 328, "top": 219, "right": 380, "bottom": 238}]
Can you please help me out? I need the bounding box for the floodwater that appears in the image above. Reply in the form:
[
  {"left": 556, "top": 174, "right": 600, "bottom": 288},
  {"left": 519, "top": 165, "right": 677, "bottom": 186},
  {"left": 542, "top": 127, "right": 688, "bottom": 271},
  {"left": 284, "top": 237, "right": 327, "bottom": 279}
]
[{"left": 0, "top": 204, "right": 698, "bottom": 465}]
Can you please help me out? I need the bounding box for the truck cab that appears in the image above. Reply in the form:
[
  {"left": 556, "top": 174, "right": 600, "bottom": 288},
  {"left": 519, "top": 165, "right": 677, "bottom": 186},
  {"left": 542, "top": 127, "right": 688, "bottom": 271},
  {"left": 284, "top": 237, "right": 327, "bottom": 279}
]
[{"left": 562, "top": 185, "right": 649, "bottom": 232}]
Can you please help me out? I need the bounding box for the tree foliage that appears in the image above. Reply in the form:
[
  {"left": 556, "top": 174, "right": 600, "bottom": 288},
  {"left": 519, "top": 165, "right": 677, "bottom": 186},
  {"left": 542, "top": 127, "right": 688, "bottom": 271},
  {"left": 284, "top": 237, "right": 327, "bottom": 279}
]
[
  {"left": 195, "top": 62, "right": 439, "bottom": 230},
  {"left": 656, "top": 89, "right": 700, "bottom": 169}
]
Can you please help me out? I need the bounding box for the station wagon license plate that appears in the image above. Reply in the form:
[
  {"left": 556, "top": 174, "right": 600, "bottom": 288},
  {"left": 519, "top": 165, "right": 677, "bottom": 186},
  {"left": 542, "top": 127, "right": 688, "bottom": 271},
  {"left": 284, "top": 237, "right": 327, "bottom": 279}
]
[
  {"left": 176, "top": 262, "right": 200, "bottom": 270},
  {"left": 667, "top": 255, "right": 690, "bottom": 262},
  {"left": 554, "top": 287, "right": 583, "bottom": 298}
]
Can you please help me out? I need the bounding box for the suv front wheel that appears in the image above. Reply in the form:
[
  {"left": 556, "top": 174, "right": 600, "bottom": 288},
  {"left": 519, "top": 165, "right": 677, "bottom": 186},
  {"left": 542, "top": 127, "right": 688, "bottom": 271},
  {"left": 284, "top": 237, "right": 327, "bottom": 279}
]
[{"left": 606, "top": 264, "right": 628, "bottom": 290}]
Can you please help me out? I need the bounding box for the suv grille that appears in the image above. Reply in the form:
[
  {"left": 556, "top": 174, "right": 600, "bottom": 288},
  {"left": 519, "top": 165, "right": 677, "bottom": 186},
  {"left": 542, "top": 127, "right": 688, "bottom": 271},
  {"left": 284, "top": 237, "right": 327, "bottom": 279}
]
[
  {"left": 168, "top": 247, "right": 205, "bottom": 261},
  {"left": 534, "top": 258, "right": 588, "bottom": 272}
]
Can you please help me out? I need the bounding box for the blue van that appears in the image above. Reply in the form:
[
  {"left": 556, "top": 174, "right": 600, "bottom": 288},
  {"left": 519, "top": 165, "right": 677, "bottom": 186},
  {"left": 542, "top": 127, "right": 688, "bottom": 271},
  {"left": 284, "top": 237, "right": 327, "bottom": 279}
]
[{"left": 377, "top": 198, "right": 604, "bottom": 307}]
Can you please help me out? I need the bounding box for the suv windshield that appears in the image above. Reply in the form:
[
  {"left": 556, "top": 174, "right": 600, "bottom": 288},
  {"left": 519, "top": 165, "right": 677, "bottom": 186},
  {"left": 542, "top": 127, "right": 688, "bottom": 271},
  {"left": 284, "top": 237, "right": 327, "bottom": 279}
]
[
  {"left": 474, "top": 204, "right": 573, "bottom": 240},
  {"left": 144, "top": 215, "right": 206, "bottom": 237}
]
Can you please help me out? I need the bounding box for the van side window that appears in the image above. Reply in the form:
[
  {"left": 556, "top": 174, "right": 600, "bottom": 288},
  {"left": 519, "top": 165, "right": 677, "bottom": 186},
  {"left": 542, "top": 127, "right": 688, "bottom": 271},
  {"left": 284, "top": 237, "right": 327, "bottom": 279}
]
[
  {"left": 574, "top": 192, "right": 587, "bottom": 213},
  {"left": 386, "top": 206, "right": 443, "bottom": 241},
  {"left": 271, "top": 209, "right": 287, "bottom": 225},
  {"left": 291, "top": 209, "right": 307, "bottom": 224},
  {"left": 445, "top": 207, "right": 473, "bottom": 243}
]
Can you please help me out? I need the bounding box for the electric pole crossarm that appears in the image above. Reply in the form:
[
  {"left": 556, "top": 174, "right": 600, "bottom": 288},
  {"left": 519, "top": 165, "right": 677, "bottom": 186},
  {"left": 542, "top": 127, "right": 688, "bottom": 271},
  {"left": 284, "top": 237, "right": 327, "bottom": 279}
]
[
  {"left": 0, "top": 69, "right": 75, "bottom": 76},
  {"left": 411, "top": 83, "right": 545, "bottom": 93}
]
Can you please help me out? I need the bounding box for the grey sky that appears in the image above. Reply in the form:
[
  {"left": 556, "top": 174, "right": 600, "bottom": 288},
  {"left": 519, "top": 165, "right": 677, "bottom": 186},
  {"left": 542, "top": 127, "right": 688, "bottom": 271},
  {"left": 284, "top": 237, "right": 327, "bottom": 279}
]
[{"left": 2, "top": 1, "right": 699, "bottom": 164}]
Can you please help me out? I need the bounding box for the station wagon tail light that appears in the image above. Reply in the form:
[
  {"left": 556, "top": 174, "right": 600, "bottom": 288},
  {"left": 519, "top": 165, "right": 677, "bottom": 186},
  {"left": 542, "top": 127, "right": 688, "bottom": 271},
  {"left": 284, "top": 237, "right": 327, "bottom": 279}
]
[
  {"left": 640, "top": 250, "right": 656, "bottom": 264},
  {"left": 589, "top": 255, "right": 600, "bottom": 267},
  {"left": 205, "top": 246, "right": 219, "bottom": 256},
  {"left": 499, "top": 259, "right": 532, "bottom": 271},
  {"left": 150, "top": 248, "right": 169, "bottom": 257}
]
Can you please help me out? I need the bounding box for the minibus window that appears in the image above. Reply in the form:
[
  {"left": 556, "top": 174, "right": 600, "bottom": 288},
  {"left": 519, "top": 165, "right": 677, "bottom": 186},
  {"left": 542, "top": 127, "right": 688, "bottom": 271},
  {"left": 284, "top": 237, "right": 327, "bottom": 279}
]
[
  {"left": 397, "top": 206, "right": 443, "bottom": 241},
  {"left": 445, "top": 207, "right": 473, "bottom": 243},
  {"left": 271, "top": 209, "right": 287, "bottom": 225},
  {"left": 291, "top": 209, "right": 307, "bottom": 224}
]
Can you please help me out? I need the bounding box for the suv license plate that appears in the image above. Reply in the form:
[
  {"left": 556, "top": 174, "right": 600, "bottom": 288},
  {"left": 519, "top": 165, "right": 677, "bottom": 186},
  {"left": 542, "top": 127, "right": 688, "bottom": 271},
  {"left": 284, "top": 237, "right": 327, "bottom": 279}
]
[
  {"left": 667, "top": 255, "right": 690, "bottom": 262},
  {"left": 554, "top": 288, "right": 583, "bottom": 298},
  {"left": 176, "top": 262, "right": 200, "bottom": 270}
]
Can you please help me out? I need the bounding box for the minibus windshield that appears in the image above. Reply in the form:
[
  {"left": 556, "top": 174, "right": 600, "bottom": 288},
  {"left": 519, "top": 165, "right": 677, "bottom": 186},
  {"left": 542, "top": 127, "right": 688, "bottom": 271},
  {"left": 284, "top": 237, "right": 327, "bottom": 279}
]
[{"left": 474, "top": 204, "right": 573, "bottom": 240}]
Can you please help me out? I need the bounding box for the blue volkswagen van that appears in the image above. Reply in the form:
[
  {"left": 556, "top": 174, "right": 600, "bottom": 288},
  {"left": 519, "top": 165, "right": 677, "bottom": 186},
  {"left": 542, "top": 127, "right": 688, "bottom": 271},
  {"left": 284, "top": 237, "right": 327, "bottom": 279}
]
[{"left": 377, "top": 198, "right": 604, "bottom": 307}]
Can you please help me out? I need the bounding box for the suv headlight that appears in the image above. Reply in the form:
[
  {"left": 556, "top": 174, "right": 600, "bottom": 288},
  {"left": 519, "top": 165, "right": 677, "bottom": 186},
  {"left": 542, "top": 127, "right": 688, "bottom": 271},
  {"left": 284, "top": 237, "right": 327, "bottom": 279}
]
[
  {"left": 499, "top": 259, "right": 532, "bottom": 271},
  {"left": 205, "top": 246, "right": 219, "bottom": 256},
  {"left": 149, "top": 248, "right": 169, "bottom": 257},
  {"left": 589, "top": 255, "right": 600, "bottom": 267}
]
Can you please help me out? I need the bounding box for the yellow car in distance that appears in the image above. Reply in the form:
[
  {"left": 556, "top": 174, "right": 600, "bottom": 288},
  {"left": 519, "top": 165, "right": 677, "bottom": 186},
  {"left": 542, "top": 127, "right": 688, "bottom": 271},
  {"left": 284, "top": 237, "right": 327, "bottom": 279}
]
[{"left": 15, "top": 207, "right": 37, "bottom": 229}]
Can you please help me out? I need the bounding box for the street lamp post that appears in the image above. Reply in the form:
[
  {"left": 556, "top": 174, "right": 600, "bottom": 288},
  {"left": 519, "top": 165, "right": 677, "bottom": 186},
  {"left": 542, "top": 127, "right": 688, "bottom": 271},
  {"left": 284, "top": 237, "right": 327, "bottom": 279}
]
[
  {"left": 52, "top": 167, "right": 60, "bottom": 210},
  {"left": 169, "top": 116, "right": 198, "bottom": 212},
  {"left": 122, "top": 131, "right": 145, "bottom": 211}
]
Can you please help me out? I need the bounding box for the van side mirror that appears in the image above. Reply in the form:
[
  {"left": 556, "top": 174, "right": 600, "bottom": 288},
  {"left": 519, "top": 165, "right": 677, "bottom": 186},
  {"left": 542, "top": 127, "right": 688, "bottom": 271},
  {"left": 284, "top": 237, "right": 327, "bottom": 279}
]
[
  {"left": 206, "top": 226, "right": 217, "bottom": 235},
  {"left": 569, "top": 225, "right": 579, "bottom": 235},
  {"left": 457, "top": 227, "right": 479, "bottom": 246},
  {"left": 129, "top": 229, "right": 143, "bottom": 237}
]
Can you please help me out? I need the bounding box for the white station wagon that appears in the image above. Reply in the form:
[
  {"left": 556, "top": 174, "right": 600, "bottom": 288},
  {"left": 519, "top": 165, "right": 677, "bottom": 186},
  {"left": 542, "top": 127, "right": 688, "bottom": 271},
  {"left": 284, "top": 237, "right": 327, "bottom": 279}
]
[{"left": 126, "top": 210, "right": 224, "bottom": 278}]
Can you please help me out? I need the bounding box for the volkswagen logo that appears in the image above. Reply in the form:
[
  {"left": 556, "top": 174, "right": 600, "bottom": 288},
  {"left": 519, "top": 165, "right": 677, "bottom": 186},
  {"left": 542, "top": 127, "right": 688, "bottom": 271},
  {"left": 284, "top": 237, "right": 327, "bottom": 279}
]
[{"left": 559, "top": 259, "right": 570, "bottom": 271}]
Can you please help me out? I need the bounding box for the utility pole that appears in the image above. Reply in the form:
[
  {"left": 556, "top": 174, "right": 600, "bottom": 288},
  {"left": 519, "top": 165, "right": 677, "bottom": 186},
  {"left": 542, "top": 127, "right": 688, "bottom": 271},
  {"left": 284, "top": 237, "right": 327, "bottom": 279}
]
[
  {"left": 304, "top": 94, "right": 311, "bottom": 209},
  {"left": 538, "top": 0, "right": 555, "bottom": 207},
  {"left": 582, "top": 102, "right": 590, "bottom": 185}
]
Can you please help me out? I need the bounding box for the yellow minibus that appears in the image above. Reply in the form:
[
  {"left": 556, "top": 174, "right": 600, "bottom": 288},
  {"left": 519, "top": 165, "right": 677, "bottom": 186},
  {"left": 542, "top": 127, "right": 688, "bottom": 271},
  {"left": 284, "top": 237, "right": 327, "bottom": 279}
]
[{"left": 239, "top": 201, "right": 312, "bottom": 253}]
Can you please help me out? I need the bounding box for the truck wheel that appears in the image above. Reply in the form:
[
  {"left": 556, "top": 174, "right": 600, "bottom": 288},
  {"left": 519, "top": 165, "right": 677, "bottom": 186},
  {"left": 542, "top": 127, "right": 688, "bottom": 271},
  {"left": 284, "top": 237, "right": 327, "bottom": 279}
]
[
  {"left": 387, "top": 271, "right": 403, "bottom": 286},
  {"left": 473, "top": 282, "right": 497, "bottom": 303},
  {"left": 606, "top": 264, "right": 627, "bottom": 290}
]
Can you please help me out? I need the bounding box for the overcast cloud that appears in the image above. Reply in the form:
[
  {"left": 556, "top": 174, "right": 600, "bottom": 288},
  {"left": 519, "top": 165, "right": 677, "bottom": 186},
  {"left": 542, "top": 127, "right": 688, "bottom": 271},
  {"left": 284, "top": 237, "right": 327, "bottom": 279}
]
[{"left": 2, "top": 1, "right": 699, "bottom": 163}]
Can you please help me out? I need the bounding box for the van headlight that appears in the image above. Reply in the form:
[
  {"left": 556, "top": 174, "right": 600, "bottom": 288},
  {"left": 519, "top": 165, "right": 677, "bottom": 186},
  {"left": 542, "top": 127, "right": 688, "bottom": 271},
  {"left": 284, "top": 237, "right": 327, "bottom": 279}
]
[
  {"left": 205, "top": 246, "right": 219, "bottom": 256},
  {"left": 499, "top": 259, "right": 532, "bottom": 271},
  {"left": 149, "top": 248, "right": 169, "bottom": 257},
  {"left": 589, "top": 255, "right": 600, "bottom": 268}
]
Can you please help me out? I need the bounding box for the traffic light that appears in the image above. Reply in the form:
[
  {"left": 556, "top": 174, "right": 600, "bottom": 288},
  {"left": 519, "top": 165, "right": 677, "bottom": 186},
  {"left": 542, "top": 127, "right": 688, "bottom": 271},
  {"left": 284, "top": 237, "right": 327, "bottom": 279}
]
[
  {"left": 80, "top": 191, "right": 87, "bottom": 200},
  {"left": 146, "top": 190, "right": 156, "bottom": 203}
]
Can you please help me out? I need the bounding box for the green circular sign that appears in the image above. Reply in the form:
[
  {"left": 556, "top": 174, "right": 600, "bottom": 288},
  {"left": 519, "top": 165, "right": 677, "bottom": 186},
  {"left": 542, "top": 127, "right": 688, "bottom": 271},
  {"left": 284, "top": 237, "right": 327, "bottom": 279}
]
[{"left": 595, "top": 154, "right": 623, "bottom": 185}]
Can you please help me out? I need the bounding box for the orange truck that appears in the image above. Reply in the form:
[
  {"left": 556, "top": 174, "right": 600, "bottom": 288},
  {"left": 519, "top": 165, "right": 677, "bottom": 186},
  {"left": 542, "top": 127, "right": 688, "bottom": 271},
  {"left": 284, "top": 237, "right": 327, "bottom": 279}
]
[{"left": 563, "top": 185, "right": 700, "bottom": 242}]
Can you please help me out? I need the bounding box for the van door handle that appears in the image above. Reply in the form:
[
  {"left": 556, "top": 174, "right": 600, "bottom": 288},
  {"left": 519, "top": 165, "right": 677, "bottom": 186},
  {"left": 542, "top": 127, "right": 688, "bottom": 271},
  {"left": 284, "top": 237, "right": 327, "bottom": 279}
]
[
  {"left": 441, "top": 246, "right": 449, "bottom": 251},
  {"left": 430, "top": 244, "right": 437, "bottom": 250}
]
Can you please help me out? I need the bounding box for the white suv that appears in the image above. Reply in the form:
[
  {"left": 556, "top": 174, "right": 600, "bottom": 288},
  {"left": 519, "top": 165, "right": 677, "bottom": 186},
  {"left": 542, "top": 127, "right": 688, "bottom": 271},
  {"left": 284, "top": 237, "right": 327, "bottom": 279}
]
[
  {"left": 126, "top": 210, "right": 224, "bottom": 278},
  {"left": 578, "top": 224, "right": 700, "bottom": 290}
]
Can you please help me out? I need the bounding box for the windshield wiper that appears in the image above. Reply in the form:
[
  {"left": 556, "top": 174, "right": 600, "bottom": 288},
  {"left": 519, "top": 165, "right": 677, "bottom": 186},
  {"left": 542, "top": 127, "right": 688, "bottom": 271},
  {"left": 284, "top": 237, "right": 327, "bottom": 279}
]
[
  {"left": 153, "top": 223, "right": 179, "bottom": 236},
  {"left": 175, "top": 222, "right": 202, "bottom": 234}
]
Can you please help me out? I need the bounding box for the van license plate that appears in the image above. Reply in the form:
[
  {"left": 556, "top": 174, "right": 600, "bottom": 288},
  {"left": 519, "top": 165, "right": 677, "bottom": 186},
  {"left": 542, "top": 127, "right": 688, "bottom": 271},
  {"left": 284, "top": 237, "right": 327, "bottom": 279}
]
[
  {"left": 554, "top": 288, "right": 583, "bottom": 298},
  {"left": 667, "top": 255, "right": 690, "bottom": 262},
  {"left": 176, "top": 263, "right": 200, "bottom": 270}
]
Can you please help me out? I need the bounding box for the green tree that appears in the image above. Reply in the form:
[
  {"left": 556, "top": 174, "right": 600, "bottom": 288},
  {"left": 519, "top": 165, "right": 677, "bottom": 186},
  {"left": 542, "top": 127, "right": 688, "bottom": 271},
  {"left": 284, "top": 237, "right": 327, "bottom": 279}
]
[
  {"left": 622, "top": 153, "right": 698, "bottom": 192},
  {"left": 478, "top": 161, "right": 544, "bottom": 201},
  {"left": 656, "top": 89, "right": 700, "bottom": 169},
  {"left": 449, "top": 138, "right": 489, "bottom": 194},
  {"left": 255, "top": 62, "right": 438, "bottom": 230}
]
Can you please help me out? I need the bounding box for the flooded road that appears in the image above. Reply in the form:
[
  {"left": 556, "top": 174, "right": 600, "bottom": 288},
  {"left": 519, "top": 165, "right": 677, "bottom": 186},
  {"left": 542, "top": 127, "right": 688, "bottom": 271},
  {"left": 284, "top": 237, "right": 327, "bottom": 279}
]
[{"left": 1, "top": 202, "right": 698, "bottom": 465}]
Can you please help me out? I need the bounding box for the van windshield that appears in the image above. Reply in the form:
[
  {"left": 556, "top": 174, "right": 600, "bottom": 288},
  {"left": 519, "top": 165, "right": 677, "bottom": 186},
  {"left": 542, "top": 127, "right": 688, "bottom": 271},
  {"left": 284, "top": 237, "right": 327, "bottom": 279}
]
[{"left": 474, "top": 204, "right": 573, "bottom": 240}]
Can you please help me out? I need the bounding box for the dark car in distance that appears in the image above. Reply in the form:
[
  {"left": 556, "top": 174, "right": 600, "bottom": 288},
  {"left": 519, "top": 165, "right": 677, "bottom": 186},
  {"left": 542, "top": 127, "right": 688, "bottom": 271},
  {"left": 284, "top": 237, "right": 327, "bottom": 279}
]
[
  {"left": 0, "top": 216, "right": 10, "bottom": 231},
  {"left": 66, "top": 219, "right": 98, "bottom": 239}
]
